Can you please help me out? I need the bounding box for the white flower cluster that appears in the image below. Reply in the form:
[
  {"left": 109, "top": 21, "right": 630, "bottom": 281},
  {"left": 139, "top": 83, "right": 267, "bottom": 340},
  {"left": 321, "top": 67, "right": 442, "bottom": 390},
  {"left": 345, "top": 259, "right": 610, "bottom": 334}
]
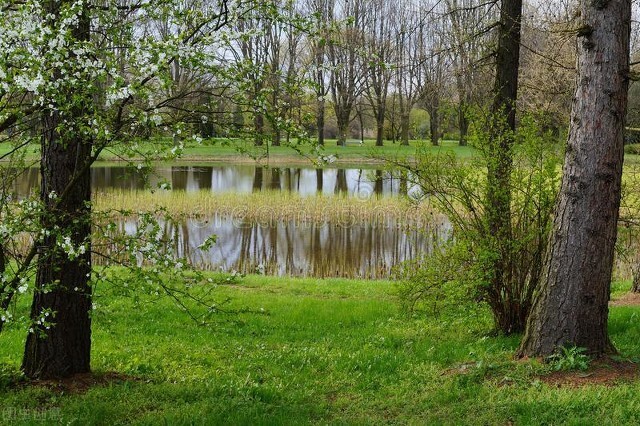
[{"left": 58, "top": 236, "right": 88, "bottom": 260}]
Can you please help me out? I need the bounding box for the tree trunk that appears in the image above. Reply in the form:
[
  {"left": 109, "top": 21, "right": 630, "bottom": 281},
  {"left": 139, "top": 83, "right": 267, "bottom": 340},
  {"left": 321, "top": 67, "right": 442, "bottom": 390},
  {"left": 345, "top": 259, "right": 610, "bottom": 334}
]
[
  {"left": 336, "top": 109, "right": 350, "bottom": 147},
  {"left": 375, "top": 104, "right": 385, "bottom": 147},
  {"left": 272, "top": 128, "right": 281, "bottom": 147},
  {"left": 518, "top": 0, "right": 630, "bottom": 357},
  {"left": 632, "top": 258, "right": 640, "bottom": 293},
  {"left": 458, "top": 99, "right": 469, "bottom": 146},
  {"left": 428, "top": 101, "right": 440, "bottom": 146},
  {"left": 485, "top": 0, "right": 523, "bottom": 334},
  {"left": 22, "top": 117, "right": 93, "bottom": 379},
  {"left": 399, "top": 112, "right": 410, "bottom": 146},
  {"left": 254, "top": 113, "right": 265, "bottom": 146},
  {"left": 22, "top": 0, "right": 93, "bottom": 379},
  {"left": 317, "top": 100, "right": 325, "bottom": 146}
]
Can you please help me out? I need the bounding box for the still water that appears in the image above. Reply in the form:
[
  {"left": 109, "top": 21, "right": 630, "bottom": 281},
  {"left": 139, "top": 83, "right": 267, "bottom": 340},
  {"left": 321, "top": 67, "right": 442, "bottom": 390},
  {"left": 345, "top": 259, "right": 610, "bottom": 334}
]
[
  {"left": 14, "top": 164, "right": 418, "bottom": 198},
  {"left": 13, "top": 165, "right": 438, "bottom": 278}
]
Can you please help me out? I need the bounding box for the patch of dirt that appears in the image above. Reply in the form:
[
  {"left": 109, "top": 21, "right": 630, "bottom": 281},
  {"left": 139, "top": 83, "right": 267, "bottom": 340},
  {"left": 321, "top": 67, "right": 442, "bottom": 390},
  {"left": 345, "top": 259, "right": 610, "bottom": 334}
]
[
  {"left": 610, "top": 292, "right": 640, "bottom": 307},
  {"left": 539, "top": 358, "right": 640, "bottom": 387},
  {"left": 21, "top": 372, "right": 142, "bottom": 394}
]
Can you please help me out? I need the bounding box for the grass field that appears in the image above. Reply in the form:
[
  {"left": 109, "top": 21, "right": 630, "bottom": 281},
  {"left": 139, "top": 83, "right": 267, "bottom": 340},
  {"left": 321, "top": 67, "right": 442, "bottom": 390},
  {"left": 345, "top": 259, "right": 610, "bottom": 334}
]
[
  {"left": 1, "top": 276, "right": 639, "bottom": 425},
  {"left": 0, "top": 138, "right": 476, "bottom": 166}
]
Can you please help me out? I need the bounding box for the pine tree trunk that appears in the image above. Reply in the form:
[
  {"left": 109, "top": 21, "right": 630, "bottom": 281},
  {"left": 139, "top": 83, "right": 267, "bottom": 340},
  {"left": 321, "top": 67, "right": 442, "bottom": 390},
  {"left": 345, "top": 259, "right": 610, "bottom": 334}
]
[{"left": 518, "top": 0, "right": 630, "bottom": 357}]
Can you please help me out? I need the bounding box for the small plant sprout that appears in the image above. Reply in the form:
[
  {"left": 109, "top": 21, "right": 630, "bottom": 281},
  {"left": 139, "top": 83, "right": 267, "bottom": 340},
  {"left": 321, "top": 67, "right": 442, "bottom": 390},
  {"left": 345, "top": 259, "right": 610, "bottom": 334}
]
[{"left": 547, "top": 346, "right": 591, "bottom": 372}]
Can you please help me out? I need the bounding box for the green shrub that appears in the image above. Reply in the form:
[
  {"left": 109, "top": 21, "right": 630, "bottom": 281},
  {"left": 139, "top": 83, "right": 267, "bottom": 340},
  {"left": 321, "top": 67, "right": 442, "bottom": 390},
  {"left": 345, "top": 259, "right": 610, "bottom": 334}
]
[
  {"left": 624, "top": 143, "right": 640, "bottom": 155},
  {"left": 396, "top": 113, "right": 562, "bottom": 333}
]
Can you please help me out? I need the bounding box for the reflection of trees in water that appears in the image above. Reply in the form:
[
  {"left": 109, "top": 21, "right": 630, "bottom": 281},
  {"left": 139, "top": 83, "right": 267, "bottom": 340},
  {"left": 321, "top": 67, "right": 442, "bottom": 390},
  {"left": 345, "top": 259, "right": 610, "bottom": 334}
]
[
  {"left": 316, "top": 169, "right": 323, "bottom": 192},
  {"left": 15, "top": 165, "right": 419, "bottom": 198},
  {"left": 269, "top": 168, "right": 281, "bottom": 190},
  {"left": 94, "top": 216, "right": 447, "bottom": 278},
  {"left": 335, "top": 169, "right": 348, "bottom": 194},
  {"left": 166, "top": 218, "right": 446, "bottom": 278},
  {"left": 374, "top": 170, "right": 383, "bottom": 195},
  {"left": 252, "top": 167, "right": 263, "bottom": 192}
]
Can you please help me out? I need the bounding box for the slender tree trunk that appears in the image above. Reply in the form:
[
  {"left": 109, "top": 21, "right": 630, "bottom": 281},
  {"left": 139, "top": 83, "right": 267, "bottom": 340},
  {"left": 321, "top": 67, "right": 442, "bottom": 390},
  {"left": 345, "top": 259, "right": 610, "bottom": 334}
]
[
  {"left": 458, "top": 98, "right": 469, "bottom": 146},
  {"left": 376, "top": 99, "right": 386, "bottom": 146},
  {"left": 485, "top": 0, "right": 523, "bottom": 334},
  {"left": 632, "top": 258, "right": 640, "bottom": 293},
  {"left": 0, "top": 244, "right": 7, "bottom": 332},
  {"left": 317, "top": 100, "right": 325, "bottom": 146},
  {"left": 428, "top": 100, "right": 440, "bottom": 146},
  {"left": 375, "top": 104, "right": 385, "bottom": 147},
  {"left": 399, "top": 112, "right": 410, "bottom": 146},
  {"left": 254, "top": 113, "right": 265, "bottom": 146},
  {"left": 272, "top": 128, "right": 281, "bottom": 147},
  {"left": 518, "top": 0, "right": 630, "bottom": 357}
]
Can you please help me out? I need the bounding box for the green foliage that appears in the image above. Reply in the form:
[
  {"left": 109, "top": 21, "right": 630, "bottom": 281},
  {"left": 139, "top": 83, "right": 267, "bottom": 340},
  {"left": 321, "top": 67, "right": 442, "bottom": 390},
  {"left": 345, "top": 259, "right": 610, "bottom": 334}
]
[
  {"left": 0, "top": 275, "right": 638, "bottom": 424},
  {"left": 395, "top": 241, "right": 477, "bottom": 316},
  {"left": 547, "top": 347, "right": 591, "bottom": 372},
  {"left": 624, "top": 143, "right": 640, "bottom": 155},
  {"left": 397, "top": 113, "right": 562, "bottom": 332}
]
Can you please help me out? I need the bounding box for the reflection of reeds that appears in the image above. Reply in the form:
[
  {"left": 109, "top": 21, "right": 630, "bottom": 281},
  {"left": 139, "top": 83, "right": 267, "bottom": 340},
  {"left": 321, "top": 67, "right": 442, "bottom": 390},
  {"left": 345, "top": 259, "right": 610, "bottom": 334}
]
[{"left": 93, "top": 190, "right": 440, "bottom": 227}]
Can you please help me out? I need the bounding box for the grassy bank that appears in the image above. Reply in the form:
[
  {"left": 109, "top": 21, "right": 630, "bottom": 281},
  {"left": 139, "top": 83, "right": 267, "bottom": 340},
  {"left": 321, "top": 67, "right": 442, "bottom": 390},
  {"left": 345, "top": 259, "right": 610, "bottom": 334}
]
[
  {"left": 0, "top": 138, "right": 474, "bottom": 166},
  {"left": 1, "top": 276, "right": 639, "bottom": 424}
]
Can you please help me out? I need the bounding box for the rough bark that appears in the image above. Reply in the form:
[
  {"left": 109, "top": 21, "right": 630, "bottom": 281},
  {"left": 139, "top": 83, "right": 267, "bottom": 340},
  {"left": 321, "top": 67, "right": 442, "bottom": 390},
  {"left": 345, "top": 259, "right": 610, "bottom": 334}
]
[
  {"left": 23, "top": 111, "right": 93, "bottom": 379},
  {"left": 22, "top": 0, "right": 94, "bottom": 379},
  {"left": 518, "top": 0, "right": 630, "bottom": 357}
]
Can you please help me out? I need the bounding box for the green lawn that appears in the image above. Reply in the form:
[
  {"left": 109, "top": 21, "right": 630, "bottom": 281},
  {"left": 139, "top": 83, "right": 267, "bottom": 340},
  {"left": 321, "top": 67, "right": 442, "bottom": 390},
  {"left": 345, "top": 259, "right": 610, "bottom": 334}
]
[
  {"left": 0, "top": 138, "right": 476, "bottom": 166},
  {"left": 1, "top": 275, "right": 639, "bottom": 425}
]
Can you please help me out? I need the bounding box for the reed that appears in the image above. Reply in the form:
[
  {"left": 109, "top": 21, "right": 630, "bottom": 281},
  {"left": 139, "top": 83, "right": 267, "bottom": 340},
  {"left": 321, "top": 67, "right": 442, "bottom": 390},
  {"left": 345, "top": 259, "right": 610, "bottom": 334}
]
[{"left": 93, "top": 189, "right": 441, "bottom": 227}]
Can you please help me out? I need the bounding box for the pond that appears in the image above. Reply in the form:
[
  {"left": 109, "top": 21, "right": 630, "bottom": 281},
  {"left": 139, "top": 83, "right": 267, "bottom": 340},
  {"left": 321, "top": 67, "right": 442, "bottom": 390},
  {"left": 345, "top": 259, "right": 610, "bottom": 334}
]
[
  {"left": 13, "top": 164, "right": 419, "bottom": 198},
  {"left": 11, "top": 164, "right": 438, "bottom": 278}
]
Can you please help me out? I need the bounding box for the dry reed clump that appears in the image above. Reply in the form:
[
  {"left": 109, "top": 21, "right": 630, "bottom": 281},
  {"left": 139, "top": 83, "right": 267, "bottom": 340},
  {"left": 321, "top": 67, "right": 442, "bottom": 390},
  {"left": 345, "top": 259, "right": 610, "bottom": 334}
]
[{"left": 93, "top": 189, "right": 439, "bottom": 226}]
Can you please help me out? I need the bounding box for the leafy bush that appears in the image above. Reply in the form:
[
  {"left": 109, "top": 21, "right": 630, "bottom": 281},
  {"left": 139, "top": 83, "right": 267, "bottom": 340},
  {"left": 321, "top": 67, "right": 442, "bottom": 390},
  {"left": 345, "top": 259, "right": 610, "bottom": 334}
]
[
  {"left": 396, "top": 114, "right": 561, "bottom": 333},
  {"left": 624, "top": 143, "right": 640, "bottom": 155}
]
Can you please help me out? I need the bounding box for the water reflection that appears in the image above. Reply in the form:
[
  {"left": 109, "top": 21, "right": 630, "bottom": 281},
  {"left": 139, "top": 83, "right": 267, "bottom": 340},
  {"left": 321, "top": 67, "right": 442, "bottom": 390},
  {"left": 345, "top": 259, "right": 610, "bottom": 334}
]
[
  {"left": 10, "top": 164, "right": 430, "bottom": 278},
  {"left": 105, "top": 215, "right": 450, "bottom": 279},
  {"left": 11, "top": 165, "right": 418, "bottom": 198}
]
